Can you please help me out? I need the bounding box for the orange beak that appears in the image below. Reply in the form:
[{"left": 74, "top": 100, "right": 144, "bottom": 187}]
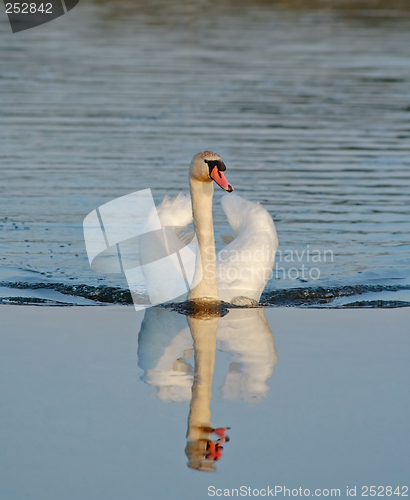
[{"left": 210, "top": 167, "right": 234, "bottom": 192}]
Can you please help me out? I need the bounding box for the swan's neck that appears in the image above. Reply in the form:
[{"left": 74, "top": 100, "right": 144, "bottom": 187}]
[{"left": 188, "top": 179, "right": 219, "bottom": 301}]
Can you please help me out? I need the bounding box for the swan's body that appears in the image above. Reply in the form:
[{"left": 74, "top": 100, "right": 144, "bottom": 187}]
[{"left": 140, "top": 151, "right": 278, "bottom": 305}]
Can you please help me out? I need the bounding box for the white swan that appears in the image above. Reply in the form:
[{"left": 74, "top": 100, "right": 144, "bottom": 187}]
[
  {"left": 140, "top": 151, "right": 278, "bottom": 305},
  {"left": 137, "top": 306, "right": 277, "bottom": 404}
]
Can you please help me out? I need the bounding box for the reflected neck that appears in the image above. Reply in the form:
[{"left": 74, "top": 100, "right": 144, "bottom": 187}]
[{"left": 186, "top": 316, "right": 218, "bottom": 439}]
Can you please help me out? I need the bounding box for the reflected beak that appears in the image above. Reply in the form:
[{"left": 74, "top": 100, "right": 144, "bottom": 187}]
[
  {"left": 213, "top": 427, "right": 230, "bottom": 442},
  {"left": 213, "top": 427, "right": 230, "bottom": 438},
  {"left": 210, "top": 167, "right": 234, "bottom": 192}
]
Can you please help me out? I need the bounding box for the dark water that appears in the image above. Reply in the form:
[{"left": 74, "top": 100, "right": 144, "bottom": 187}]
[{"left": 1, "top": 1, "right": 410, "bottom": 307}]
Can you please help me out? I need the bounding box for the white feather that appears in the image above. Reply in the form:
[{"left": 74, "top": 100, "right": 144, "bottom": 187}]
[
  {"left": 217, "top": 194, "right": 278, "bottom": 304},
  {"left": 156, "top": 193, "right": 192, "bottom": 229},
  {"left": 139, "top": 193, "right": 194, "bottom": 305}
]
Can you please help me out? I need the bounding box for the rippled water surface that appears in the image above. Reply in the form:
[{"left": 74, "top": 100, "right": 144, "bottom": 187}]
[{"left": 1, "top": 1, "right": 409, "bottom": 306}]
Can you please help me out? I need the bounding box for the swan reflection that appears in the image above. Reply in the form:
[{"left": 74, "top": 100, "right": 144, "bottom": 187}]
[{"left": 137, "top": 307, "right": 277, "bottom": 471}]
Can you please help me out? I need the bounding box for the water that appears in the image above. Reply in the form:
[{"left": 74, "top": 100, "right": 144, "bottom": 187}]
[
  {"left": 1, "top": 1, "right": 410, "bottom": 307},
  {"left": 1, "top": 305, "right": 409, "bottom": 498}
]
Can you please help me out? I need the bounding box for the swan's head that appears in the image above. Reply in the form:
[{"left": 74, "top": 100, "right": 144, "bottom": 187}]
[{"left": 190, "top": 151, "right": 234, "bottom": 192}]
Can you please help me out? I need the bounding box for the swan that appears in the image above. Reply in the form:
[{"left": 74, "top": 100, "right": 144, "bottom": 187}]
[
  {"left": 140, "top": 151, "right": 278, "bottom": 306},
  {"left": 137, "top": 306, "right": 277, "bottom": 404}
]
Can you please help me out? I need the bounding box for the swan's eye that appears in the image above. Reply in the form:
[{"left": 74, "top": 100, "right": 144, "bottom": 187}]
[{"left": 204, "top": 159, "right": 208, "bottom": 164}]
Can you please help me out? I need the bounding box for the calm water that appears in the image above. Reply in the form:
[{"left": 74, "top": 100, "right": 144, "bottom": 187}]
[
  {"left": 1, "top": 305, "right": 409, "bottom": 499},
  {"left": 1, "top": 1, "right": 410, "bottom": 306}
]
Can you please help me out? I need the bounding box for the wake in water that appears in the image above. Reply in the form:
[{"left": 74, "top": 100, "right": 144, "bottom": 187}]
[{"left": 1, "top": 281, "right": 409, "bottom": 308}]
